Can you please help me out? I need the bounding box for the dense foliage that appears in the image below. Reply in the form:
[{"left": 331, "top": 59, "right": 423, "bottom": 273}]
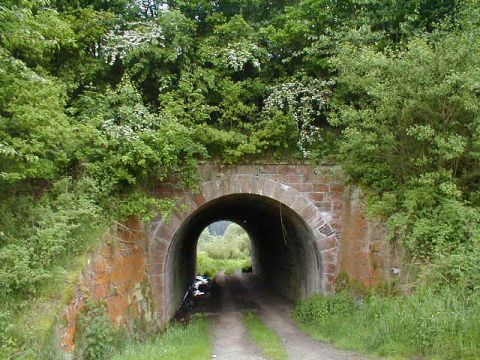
[{"left": 1, "top": 0, "right": 479, "bottom": 358}]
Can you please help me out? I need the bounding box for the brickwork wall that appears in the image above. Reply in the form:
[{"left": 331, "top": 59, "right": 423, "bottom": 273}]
[{"left": 61, "top": 218, "right": 155, "bottom": 352}]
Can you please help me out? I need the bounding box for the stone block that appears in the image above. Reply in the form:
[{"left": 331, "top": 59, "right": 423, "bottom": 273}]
[
  {"left": 324, "top": 262, "right": 338, "bottom": 274},
  {"left": 201, "top": 181, "right": 216, "bottom": 202},
  {"left": 330, "top": 185, "right": 345, "bottom": 193},
  {"left": 276, "top": 187, "right": 298, "bottom": 207},
  {"left": 252, "top": 175, "right": 267, "bottom": 195},
  {"left": 308, "top": 192, "right": 324, "bottom": 202},
  {"left": 164, "top": 215, "right": 182, "bottom": 232},
  {"left": 300, "top": 204, "right": 318, "bottom": 221},
  {"left": 148, "top": 262, "right": 165, "bottom": 277},
  {"left": 259, "top": 164, "right": 279, "bottom": 174},
  {"left": 268, "top": 174, "right": 291, "bottom": 183},
  {"left": 289, "top": 183, "right": 314, "bottom": 192},
  {"left": 313, "top": 184, "right": 330, "bottom": 192},
  {"left": 278, "top": 165, "right": 299, "bottom": 175},
  {"left": 152, "top": 225, "right": 174, "bottom": 243},
  {"left": 309, "top": 213, "right": 326, "bottom": 229},
  {"left": 289, "top": 195, "right": 308, "bottom": 213},
  {"left": 316, "top": 201, "right": 333, "bottom": 211},
  {"left": 288, "top": 174, "right": 305, "bottom": 183},
  {"left": 272, "top": 182, "right": 290, "bottom": 200},
  {"left": 321, "top": 247, "right": 338, "bottom": 263},
  {"left": 262, "top": 179, "right": 279, "bottom": 198},
  {"left": 236, "top": 165, "right": 259, "bottom": 174}
]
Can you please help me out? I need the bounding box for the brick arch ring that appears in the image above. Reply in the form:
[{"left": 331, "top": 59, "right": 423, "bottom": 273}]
[{"left": 148, "top": 174, "right": 338, "bottom": 322}]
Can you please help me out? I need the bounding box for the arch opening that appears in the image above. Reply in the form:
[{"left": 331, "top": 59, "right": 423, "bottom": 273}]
[
  {"left": 164, "top": 193, "right": 322, "bottom": 319},
  {"left": 196, "top": 221, "right": 252, "bottom": 278}
]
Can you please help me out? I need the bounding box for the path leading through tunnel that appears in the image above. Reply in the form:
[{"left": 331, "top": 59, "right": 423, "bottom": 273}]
[{"left": 210, "top": 273, "right": 368, "bottom": 360}]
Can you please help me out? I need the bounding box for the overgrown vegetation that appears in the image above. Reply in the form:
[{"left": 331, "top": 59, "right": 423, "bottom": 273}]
[
  {"left": 244, "top": 311, "right": 288, "bottom": 360},
  {"left": 112, "top": 315, "right": 211, "bottom": 360},
  {"left": 197, "top": 222, "right": 251, "bottom": 277},
  {"left": 1, "top": 0, "right": 480, "bottom": 358},
  {"left": 75, "top": 301, "right": 126, "bottom": 360},
  {"left": 295, "top": 283, "right": 480, "bottom": 359}
]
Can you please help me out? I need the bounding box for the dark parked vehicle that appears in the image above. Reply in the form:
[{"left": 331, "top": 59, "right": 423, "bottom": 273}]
[{"left": 175, "top": 276, "right": 212, "bottom": 320}]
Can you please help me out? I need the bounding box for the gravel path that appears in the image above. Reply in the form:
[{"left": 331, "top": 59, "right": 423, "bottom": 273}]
[
  {"left": 211, "top": 273, "right": 265, "bottom": 360},
  {"left": 210, "top": 272, "right": 370, "bottom": 360}
]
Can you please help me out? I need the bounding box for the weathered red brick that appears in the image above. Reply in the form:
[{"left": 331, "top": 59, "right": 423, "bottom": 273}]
[
  {"left": 287, "top": 174, "right": 302, "bottom": 182},
  {"left": 277, "top": 165, "right": 298, "bottom": 175},
  {"left": 308, "top": 192, "right": 324, "bottom": 201},
  {"left": 330, "top": 185, "right": 345, "bottom": 193},
  {"left": 313, "top": 184, "right": 329, "bottom": 192},
  {"left": 259, "top": 164, "right": 279, "bottom": 174}
]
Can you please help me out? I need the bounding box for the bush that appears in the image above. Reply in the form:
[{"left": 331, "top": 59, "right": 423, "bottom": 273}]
[
  {"left": 294, "top": 292, "right": 357, "bottom": 323},
  {"left": 0, "top": 177, "right": 103, "bottom": 298},
  {"left": 76, "top": 301, "right": 124, "bottom": 360}
]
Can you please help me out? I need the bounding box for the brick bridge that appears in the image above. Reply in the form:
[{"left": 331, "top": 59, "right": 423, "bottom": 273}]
[{"left": 62, "top": 163, "right": 399, "bottom": 350}]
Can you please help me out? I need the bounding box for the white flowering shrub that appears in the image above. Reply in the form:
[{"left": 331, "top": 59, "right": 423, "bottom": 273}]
[
  {"left": 98, "top": 82, "right": 157, "bottom": 142},
  {"left": 264, "top": 78, "right": 332, "bottom": 156},
  {"left": 102, "top": 21, "right": 164, "bottom": 64},
  {"left": 221, "top": 41, "right": 264, "bottom": 71},
  {"left": 100, "top": 104, "right": 156, "bottom": 142}
]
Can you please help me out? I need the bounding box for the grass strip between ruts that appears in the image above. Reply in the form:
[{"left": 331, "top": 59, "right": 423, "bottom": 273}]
[{"left": 244, "top": 310, "right": 288, "bottom": 360}]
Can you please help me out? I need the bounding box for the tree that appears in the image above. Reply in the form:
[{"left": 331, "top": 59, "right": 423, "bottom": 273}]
[{"left": 331, "top": 5, "right": 480, "bottom": 257}]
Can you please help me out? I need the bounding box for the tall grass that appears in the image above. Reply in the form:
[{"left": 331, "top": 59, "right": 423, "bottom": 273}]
[
  {"left": 244, "top": 311, "right": 288, "bottom": 360},
  {"left": 112, "top": 316, "right": 212, "bottom": 360},
  {"left": 294, "top": 287, "right": 480, "bottom": 359},
  {"left": 197, "top": 252, "right": 251, "bottom": 277}
]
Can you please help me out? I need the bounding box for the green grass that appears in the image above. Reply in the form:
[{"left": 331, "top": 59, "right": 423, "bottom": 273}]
[
  {"left": 294, "top": 287, "right": 480, "bottom": 360},
  {"left": 197, "top": 252, "right": 251, "bottom": 278},
  {"left": 244, "top": 310, "right": 288, "bottom": 360},
  {"left": 112, "top": 315, "right": 212, "bottom": 360}
]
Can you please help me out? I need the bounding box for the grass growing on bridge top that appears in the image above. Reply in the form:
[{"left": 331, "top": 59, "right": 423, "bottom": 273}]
[{"left": 112, "top": 315, "right": 211, "bottom": 360}]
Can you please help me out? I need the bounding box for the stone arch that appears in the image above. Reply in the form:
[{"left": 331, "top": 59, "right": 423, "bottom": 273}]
[{"left": 148, "top": 174, "right": 338, "bottom": 322}]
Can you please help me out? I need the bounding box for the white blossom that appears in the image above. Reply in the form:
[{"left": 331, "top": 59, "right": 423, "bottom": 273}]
[
  {"left": 102, "top": 21, "right": 165, "bottom": 64},
  {"left": 101, "top": 103, "right": 157, "bottom": 142},
  {"left": 221, "top": 42, "right": 264, "bottom": 71},
  {"left": 264, "top": 79, "right": 333, "bottom": 156}
]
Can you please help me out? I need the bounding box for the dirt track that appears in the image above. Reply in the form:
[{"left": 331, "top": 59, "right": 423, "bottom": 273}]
[{"left": 210, "top": 272, "right": 368, "bottom": 360}]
